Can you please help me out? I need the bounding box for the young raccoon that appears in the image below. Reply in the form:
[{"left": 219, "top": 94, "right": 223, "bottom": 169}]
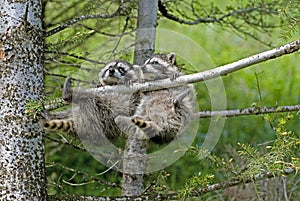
[
  {"left": 43, "top": 60, "right": 136, "bottom": 141},
  {"left": 115, "top": 53, "right": 197, "bottom": 144},
  {"left": 99, "top": 60, "right": 144, "bottom": 86},
  {"left": 44, "top": 54, "right": 196, "bottom": 145},
  {"left": 144, "top": 52, "right": 180, "bottom": 80}
]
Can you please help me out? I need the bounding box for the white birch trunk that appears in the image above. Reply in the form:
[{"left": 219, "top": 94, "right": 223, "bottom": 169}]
[{"left": 0, "top": 0, "right": 46, "bottom": 200}]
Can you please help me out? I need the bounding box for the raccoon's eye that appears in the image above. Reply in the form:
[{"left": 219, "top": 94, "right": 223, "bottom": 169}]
[
  {"left": 150, "top": 61, "right": 160, "bottom": 65},
  {"left": 118, "top": 67, "right": 126, "bottom": 75}
]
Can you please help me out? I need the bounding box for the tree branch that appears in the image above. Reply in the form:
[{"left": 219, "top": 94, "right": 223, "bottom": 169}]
[
  {"left": 46, "top": 50, "right": 105, "bottom": 64},
  {"left": 184, "top": 169, "right": 295, "bottom": 199},
  {"left": 198, "top": 104, "right": 300, "bottom": 118},
  {"left": 47, "top": 168, "right": 296, "bottom": 200},
  {"left": 45, "top": 7, "right": 122, "bottom": 37},
  {"left": 46, "top": 162, "right": 120, "bottom": 188},
  {"left": 158, "top": 0, "right": 277, "bottom": 25},
  {"left": 89, "top": 39, "right": 300, "bottom": 95}
]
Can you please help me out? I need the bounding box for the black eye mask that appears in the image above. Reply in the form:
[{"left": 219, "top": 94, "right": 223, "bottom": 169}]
[
  {"left": 149, "top": 61, "right": 160, "bottom": 65},
  {"left": 118, "top": 67, "right": 126, "bottom": 75}
]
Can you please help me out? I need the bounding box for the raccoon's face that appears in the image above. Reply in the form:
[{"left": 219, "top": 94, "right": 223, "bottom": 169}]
[
  {"left": 144, "top": 52, "right": 176, "bottom": 66},
  {"left": 143, "top": 52, "right": 180, "bottom": 80},
  {"left": 99, "top": 60, "right": 132, "bottom": 85}
]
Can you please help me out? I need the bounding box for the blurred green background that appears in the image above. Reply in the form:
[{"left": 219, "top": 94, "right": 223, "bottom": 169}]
[{"left": 44, "top": 0, "right": 300, "bottom": 198}]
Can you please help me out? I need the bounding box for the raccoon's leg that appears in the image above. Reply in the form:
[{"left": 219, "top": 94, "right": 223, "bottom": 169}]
[
  {"left": 41, "top": 109, "right": 72, "bottom": 121},
  {"left": 114, "top": 115, "right": 147, "bottom": 140},
  {"left": 131, "top": 116, "right": 162, "bottom": 140},
  {"left": 40, "top": 77, "right": 72, "bottom": 121},
  {"left": 115, "top": 115, "right": 162, "bottom": 140},
  {"left": 133, "top": 65, "right": 145, "bottom": 84},
  {"left": 132, "top": 116, "right": 179, "bottom": 144},
  {"left": 62, "top": 76, "right": 73, "bottom": 102},
  {"left": 173, "top": 88, "right": 191, "bottom": 107}
]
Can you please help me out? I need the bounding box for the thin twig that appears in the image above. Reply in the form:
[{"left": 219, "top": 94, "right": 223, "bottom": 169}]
[
  {"left": 46, "top": 51, "right": 105, "bottom": 64},
  {"left": 46, "top": 135, "right": 86, "bottom": 151},
  {"left": 46, "top": 7, "right": 122, "bottom": 37},
  {"left": 158, "top": 0, "right": 277, "bottom": 25},
  {"left": 46, "top": 162, "right": 120, "bottom": 188}
]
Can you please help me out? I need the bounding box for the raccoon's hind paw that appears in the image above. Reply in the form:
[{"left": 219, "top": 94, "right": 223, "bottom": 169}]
[
  {"left": 132, "top": 117, "right": 162, "bottom": 140},
  {"left": 131, "top": 117, "right": 149, "bottom": 128},
  {"left": 115, "top": 115, "right": 147, "bottom": 139}
]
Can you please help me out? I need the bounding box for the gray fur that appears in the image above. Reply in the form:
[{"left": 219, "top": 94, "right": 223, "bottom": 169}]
[{"left": 115, "top": 53, "right": 197, "bottom": 144}]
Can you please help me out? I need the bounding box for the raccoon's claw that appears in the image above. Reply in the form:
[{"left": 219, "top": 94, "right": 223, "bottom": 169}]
[
  {"left": 169, "top": 72, "right": 180, "bottom": 81},
  {"left": 119, "top": 77, "right": 133, "bottom": 87}
]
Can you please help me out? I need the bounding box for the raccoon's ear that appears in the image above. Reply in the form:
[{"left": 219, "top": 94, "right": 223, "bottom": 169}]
[{"left": 167, "top": 52, "right": 176, "bottom": 65}]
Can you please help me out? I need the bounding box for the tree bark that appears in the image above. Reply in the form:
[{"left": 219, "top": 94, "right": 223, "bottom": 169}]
[
  {"left": 0, "top": 0, "right": 46, "bottom": 200},
  {"left": 133, "top": 0, "right": 158, "bottom": 65},
  {"left": 122, "top": 0, "right": 158, "bottom": 196}
]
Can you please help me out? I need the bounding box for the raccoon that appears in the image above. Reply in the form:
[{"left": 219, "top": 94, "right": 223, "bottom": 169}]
[
  {"left": 43, "top": 60, "right": 136, "bottom": 141},
  {"left": 44, "top": 54, "right": 196, "bottom": 145},
  {"left": 115, "top": 53, "right": 197, "bottom": 144},
  {"left": 99, "top": 60, "right": 144, "bottom": 86}
]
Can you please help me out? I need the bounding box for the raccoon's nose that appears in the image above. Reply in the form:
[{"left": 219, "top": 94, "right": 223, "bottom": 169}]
[{"left": 109, "top": 69, "right": 115, "bottom": 76}]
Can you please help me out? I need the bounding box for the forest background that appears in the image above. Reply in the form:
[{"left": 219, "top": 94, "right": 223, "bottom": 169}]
[{"left": 13, "top": 0, "right": 300, "bottom": 200}]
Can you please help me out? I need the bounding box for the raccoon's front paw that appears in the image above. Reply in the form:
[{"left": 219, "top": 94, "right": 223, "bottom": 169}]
[
  {"left": 173, "top": 88, "right": 191, "bottom": 106},
  {"left": 119, "top": 77, "right": 133, "bottom": 87},
  {"left": 169, "top": 72, "right": 180, "bottom": 81}
]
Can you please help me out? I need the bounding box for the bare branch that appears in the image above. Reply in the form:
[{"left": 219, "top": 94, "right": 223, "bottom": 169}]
[
  {"left": 158, "top": 0, "right": 281, "bottom": 43},
  {"left": 198, "top": 104, "right": 300, "bottom": 118},
  {"left": 185, "top": 169, "right": 295, "bottom": 199},
  {"left": 46, "top": 135, "right": 85, "bottom": 151},
  {"left": 46, "top": 162, "right": 120, "bottom": 188},
  {"left": 158, "top": 0, "right": 216, "bottom": 24}
]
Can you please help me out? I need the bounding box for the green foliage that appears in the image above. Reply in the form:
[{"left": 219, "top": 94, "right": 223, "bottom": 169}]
[
  {"left": 43, "top": 0, "right": 300, "bottom": 198},
  {"left": 25, "top": 99, "right": 44, "bottom": 119},
  {"left": 173, "top": 114, "right": 299, "bottom": 200},
  {"left": 278, "top": 0, "right": 300, "bottom": 40},
  {"left": 179, "top": 172, "right": 214, "bottom": 199},
  {"left": 25, "top": 97, "right": 68, "bottom": 119},
  {"left": 234, "top": 114, "right": 300, "bottom": 185}
]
